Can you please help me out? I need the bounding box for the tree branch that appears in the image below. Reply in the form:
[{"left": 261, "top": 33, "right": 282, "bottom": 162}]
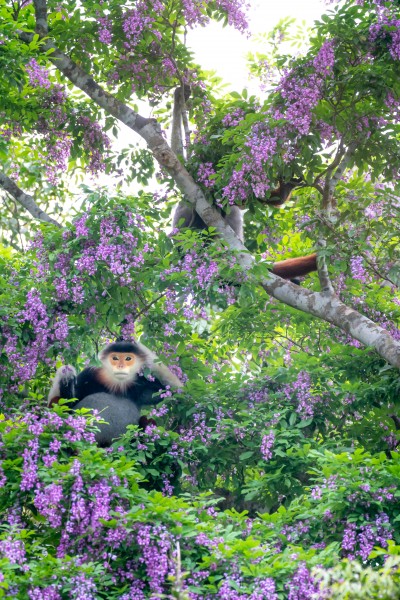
[
  {"left": 317, "top": 142, "right": 357, "bottom": 295},
  {"left": 316, "top": 248, "right": 335, "bottom": 295},
  {"left": 329, "top": 143, "right": 356, "bottom": 195},
  {"left": 0, "top": 171, "right": 61, "bottom": 227},
  {"left": 18, "top": 24, "right": 400, "bottom": 369}
]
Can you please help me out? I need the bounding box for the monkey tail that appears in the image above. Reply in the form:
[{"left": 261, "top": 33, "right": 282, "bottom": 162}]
[{"left": 271, "top": 253, "right": 317, "bottom": 279}]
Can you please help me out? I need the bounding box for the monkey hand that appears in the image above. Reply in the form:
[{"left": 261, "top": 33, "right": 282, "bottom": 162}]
[
  {"left": 48, "top": 365, "right": 77, "bottom": 407},
  {"left": 134, "top": 341, "right": 158, "bottom": 366},
  {"left": 134, "top": 341, "right": 184, "bottom": 389}
]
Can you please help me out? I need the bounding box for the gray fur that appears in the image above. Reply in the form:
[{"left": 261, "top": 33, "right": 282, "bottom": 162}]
[
  {"left": 73, "top": 393, "right": 141, "bottom": 447},
  {"left": 172, "top": 203, "right": 244, "bottom": 242}
]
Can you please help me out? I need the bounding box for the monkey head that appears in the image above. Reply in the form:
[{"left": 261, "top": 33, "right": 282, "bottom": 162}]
[{"left": 99, "top": 341, "right": 148, "bottom": 387}]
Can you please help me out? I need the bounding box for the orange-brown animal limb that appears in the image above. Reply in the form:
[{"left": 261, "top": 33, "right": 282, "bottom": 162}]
[{"left": 272, "top": 253, "right": 317, "bottom": 279}]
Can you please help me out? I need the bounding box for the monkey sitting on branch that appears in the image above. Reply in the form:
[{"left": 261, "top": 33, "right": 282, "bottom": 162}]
[{"left": 48, "top": 340, "right": 183, "bottom": 447}]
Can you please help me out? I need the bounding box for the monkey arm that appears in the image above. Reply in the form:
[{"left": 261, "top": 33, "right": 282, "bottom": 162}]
[
  {"left": 47, "top": 365, "right": 77, "bottom": 407},
  {"left": 149, "top": 361, "right": 183, "bottom": 389},
  {"left": 133, "top": 375, "right": 167, "bottom": 406},
  {"left": 74, "top": 367, "right": 105, "bottom": 399},
  {"left": 171, "top": 85, "right": 191, "bottom": 158},
  {"left": 135, "top": 341, "right": 184, "bottom": 389}
]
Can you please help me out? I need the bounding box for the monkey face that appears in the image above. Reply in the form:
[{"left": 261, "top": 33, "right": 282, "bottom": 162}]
[{"left": 106, "top": 352, "right": 142, "bottom": 380}]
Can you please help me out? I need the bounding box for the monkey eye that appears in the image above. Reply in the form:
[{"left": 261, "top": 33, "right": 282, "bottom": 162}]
[
  {"left": 112, "top": 356, "right": 119, "bottom": 361},
  {"left": 125, "top": 356, "right": 132, "bottom": 361}
]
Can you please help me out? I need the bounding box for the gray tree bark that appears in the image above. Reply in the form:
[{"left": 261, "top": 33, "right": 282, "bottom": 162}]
[{"left": 16, "top": 15, "right": 400, "bottom": 369}]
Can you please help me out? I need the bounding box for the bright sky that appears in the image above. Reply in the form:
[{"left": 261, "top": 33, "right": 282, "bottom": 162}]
[{"left": 188, "top": 0, "right": 326, "bottom": 89}]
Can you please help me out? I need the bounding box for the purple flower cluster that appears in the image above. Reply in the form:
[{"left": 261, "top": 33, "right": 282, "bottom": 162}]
[
  {"left": 369, "top": 10, "right": 400, "bottom": 61},
  {"left": 180, "top": 0, "right": 249, "bottom": 32},
  {"left": 34, "top": 483, "right": 64, "bottom": 528},
  {"left": 122, "top": 2, "right": 160, "bottom": 49},
  {"left": 341, "top": 513, "right": 393, "bottom": 561},
  {"left": 286, "top": 563, "right": 320, "bottom": 600},
  {"left": 22, "top": 74, "right": 74, "bottom": 184},
  {"left": 350, "top": 256, "right": 368, "bottom": 282},
  {"left": 214, "top": 573, "right": 278, "bottom": 600},
  {"left": 28, "top": 586, "right": 62, "bottom": 600},
  {"left": 77, "top": 116, "right": 111, "bottom": 175},
  {"left": 281, "top": 521, "right": 310, "bottom": 544},
  {"left": 222, "top": 41, "right": 335, "bottom": 205},
  {"left": 160, "top": 244, "right": 238, "bottom": 327},
  {"left": 70, "top": 574, "right": 97, "bottom": 600},
  {"left": 0, "top": 536, "right": 26, "bottom": 565},
  {"left": 20, "top": 55, "right": 112, "bottom": 184},
  {"left": 180, "top": 410, "right": 213, "bottom": 445},
  {"left": 260, "top": 431, "right": 275, "bottom": 461},
  {"left": 26, "top": 58, "right": 52, "bottom": 89},
  {"left": 45, "top": 130, "right": 73, "bottom": 185},
  {"left": 137, "top": 525, "right": 171, "bottom": 594},
  {"left": 222, "top": 108, "right": 246, "bottom": 127},
  {"left": 97, "top": 14, "right": 113, "bottom": 45},
  {"left": 1, "top": 285, "right": 71, "bottom": 389},
  {"left": 197, "top": 162, "right": 217, "bottom": 188},
  {"left": 283, "top": 371, "right": 320, "bottom": 420},
  {"left": 224, "top": 123, "right": 278, "bottom": 203}
]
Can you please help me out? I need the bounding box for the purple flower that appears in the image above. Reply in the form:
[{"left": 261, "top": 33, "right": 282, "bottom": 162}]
[
  {"left": 286, "top": 563, "right": 320, "bottom": 600},
  {"left": 261, "top": 431, "right": 275, "bottom": 460},
  {"left": 0, "top": 536, "right": 26, "bottom": 565},
  {"left": 350, "top": 256, "right": 367, "bottom": 282},
  {"left": 26, "top": 58, "right": 52, "bottom": 89}
]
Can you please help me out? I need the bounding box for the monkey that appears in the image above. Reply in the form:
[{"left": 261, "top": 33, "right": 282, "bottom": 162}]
[
  {"left": 48, "top": 340, "right": 183, "bottom": 447},
  {"left": 171, "top": 179, "right": 303, "bottom": 245},
  {"left": 171, "top": 197, "right": 317, "bottom": 280},
  {"left": 172, "top": 201, "right": 244, "bottom": 242},
  {"left": 169, "top": 84, "right": 245, "bottom": 241},
  {"left": 169, "top": 85, "right": 316, "bottom": 282}
]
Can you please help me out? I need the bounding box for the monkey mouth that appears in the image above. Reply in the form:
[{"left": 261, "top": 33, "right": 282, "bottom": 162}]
[{"left": 114, "top": 372, "right": 129, "bottom": 378}]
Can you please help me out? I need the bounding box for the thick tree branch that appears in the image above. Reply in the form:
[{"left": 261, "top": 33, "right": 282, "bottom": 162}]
[
  {"left": 19, "top": 31, "right": 151, "bottom": 133},
  {"left": 258, "top": 277, "right": 400, "bottom": 368},
  {"left": 0, "top": 171, "right": 61, "bottom": 227},
  {"left": 19, "top": 27, "right": 400, "bottom": 369}
]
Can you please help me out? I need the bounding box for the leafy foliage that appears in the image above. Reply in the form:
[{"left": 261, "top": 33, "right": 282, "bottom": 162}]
[{"left": 0, "top": 0, "right": 400, "bottom": 598}]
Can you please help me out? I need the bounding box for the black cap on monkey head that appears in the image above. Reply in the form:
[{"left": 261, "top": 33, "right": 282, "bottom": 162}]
[{"left": 98, "top": 340, "right": 147, "bottom": 361}]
